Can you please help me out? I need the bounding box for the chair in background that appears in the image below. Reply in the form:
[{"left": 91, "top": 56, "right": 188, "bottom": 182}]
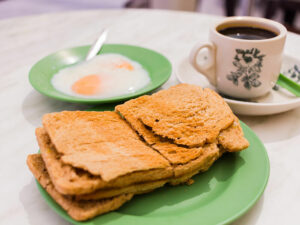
[
  {"left": 126, "top": 0, "right": 198, "bottom": 11},
  {"left": 265, "top": 0, "right": 300, "bottom": 33},
  {"left": 225, "top": 0, "right": 254, "bottom": 16}
]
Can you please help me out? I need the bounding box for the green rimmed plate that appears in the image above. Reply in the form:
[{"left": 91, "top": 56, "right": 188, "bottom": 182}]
[
  {"left": 36, "top": 105, "right": 270, "bottom": 225},
  {"left": 29, "top": 44, "right": 172, "bottom": 104}
]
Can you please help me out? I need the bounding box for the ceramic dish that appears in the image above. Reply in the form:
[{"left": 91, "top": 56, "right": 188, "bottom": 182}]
[
  {"left": 35, "top": 105, "right": 270, "bottom": 225},
  {"left": 176, "top": 55, "right": 300, "bottom": 115},
  {"left": 29, "top": 44, "right": 172, "bottom": 104}
]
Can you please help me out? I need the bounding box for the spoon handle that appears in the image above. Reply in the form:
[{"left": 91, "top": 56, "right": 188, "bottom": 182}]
[
  {"left": 85, "top": 29, "right": 108, "bottom": 61},
  {"left": 276, "top": 73, "right": 300, "bottom": 97}
]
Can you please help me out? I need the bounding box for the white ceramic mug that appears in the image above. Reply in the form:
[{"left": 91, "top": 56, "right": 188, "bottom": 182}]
[{"left": 190, "top": 17, "right": 287, "bottom": 99}]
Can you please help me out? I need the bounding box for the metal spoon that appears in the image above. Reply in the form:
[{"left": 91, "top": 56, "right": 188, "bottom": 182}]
[{"left": 85, "top": 29, "right": 108, "bottom": 61}]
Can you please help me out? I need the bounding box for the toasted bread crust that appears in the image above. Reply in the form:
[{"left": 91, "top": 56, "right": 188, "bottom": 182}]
[
  {"left": 133, "top": 84, "right": 234, "bottom": 147},
  {"left": 36, "top": 126, "right": 223, "bottom": 199},
  {"left": 36, "top": 127, "right": 173, "bottom": 195},
  {"left": 27, "top": 84, "right": 250, "bottom": 222},
  {"left": 26, "top": 154, "right": 133, "bottom": 221},
  {"left": 42, "top": 111, "right": 171, "bottom": 182},
  {"left": 116, "top": 85, "right": 249, "bottom": 153},
  {"left": 77, "top": 179, "right": 167, "bottom": 200}
]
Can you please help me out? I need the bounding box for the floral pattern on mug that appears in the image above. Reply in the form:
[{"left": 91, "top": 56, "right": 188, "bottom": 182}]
[
  {"left": 273, "top": 64, "right": 300, "bottom": 91},
  {"left": 286, "top": 64, "right": 300, "bottom": 82},
  {"left": 227, "top": 48, "right": 265, "bottom": 90}
]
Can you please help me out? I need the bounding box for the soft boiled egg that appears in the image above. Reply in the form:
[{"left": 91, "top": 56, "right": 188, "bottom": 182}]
[{"left": 51, "top": 53, "right": 150, "bottom": 98}]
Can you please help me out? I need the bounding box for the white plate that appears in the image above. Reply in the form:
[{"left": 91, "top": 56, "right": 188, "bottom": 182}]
[{"left": 176, "top": 55, "right": 300, "bottom": 115}]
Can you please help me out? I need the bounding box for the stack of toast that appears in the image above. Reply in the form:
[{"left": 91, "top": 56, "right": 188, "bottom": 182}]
[{"left": 27, "top": 84, "right": 249, "bottom": 221}]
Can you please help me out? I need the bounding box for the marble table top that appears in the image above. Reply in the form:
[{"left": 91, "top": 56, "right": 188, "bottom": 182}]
[{"left": 0, "top": 9, "right": 299, "bottom": 225}]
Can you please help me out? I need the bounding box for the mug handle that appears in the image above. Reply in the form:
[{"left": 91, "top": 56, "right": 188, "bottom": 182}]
[{"left": 189, "top": 42, "right": 217, "bottom": 86}]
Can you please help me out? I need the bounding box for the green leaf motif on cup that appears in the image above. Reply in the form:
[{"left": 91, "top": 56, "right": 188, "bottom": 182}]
[{"left": 227, "top": 48, "right": 265, "bottom": 90}]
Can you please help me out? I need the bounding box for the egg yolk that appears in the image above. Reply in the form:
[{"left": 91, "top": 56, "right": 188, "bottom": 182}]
[
  {"left": 115, "top": 61, "right": 134, "bottom": 71},
  {"left": 71, "top": 74, "right": 101, "bottom": 96}
]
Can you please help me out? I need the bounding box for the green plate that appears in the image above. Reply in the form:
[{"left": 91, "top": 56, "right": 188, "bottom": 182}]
[
  {"left": 29, "top": 44, "right": 172, "bottom": 104},
  {"left": 36, "top": 106, "right": 269, "bottom": 225}
]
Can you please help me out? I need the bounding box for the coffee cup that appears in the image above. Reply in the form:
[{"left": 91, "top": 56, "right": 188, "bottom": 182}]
[{"left": 189, "top": 16, "right": 287, "bottom": 99}]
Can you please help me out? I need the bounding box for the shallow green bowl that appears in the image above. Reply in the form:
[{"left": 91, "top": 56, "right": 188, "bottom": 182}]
[{"left": 29, "top": 44, "right": 172, "bottom": 104}]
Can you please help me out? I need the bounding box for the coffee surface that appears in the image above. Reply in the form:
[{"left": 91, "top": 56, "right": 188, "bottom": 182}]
[{"left": 219, "top": 26, "right": 277, "bottom": 40}]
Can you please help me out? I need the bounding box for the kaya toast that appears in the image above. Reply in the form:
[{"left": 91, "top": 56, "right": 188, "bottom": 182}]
[
  {"left": 115, "top": 84, "right": 249, "bottom": 154},
  {"left": 115, "top": 84, "right": 249, "bottom": 180},
  {"left": 26, "top": 154, "right": 133, "bottom": 221},
  {"left": 37, "top": 127, "right": 167, "bottom": 199},
  {"left": 27, "top": 84, "right": 250, "bottom": 221},
  {"left": 37, "top": 111, "right": 173, "bottom": 195},
  {"left": 125, "top": 84, "right": 235, "bottom": 147},
  {"left": 42, "top": 111, "right": 171, "bottom": 181},
  {"left": 37, "top": 127, "right": 221, "bottom": 199}
]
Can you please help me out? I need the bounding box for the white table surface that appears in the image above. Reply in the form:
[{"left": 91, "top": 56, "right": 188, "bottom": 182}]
[{"left": 0, "top": 9, "right": 299, "bottom": 225}]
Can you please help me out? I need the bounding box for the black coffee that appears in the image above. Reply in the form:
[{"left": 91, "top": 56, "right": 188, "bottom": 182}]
[{"left": 218, "top": 26, "right": 277, "bottom": 40}]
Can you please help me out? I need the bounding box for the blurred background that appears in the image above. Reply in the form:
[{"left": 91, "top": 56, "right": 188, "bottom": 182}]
[{"left": 0, "top": 0, "right": 299, "bottom": 33}]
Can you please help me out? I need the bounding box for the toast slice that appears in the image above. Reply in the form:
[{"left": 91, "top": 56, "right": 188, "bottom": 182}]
[
  {"left": 36, "top": 126, "right": 222, "bottom": 199},
  {"left": 41, "top": 111, "right": 171, "bottom": 182},
  {"left": 116, "top": 88, "right": 249, "bottom": 153},
  {"left": 26, "top": 154, "right": 133, "bottom": 221},
  {"left": 115, "top": 96, "right": 223, "bottom": 179},
  {"left": 36, "top": 127, "right": 173, "bottom": 195},
  {"left": 119, "top": 84, "right": 234, "bottom": 147}
]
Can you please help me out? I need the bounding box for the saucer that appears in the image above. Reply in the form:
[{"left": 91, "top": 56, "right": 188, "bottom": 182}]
[{"left": 176, "top": 55, "right": 300, "bottom": 115}]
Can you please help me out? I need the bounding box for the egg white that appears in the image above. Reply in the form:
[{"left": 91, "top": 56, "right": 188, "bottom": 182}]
[{"left": 51, "top": 53, "right": 150, "bottom": 98}]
